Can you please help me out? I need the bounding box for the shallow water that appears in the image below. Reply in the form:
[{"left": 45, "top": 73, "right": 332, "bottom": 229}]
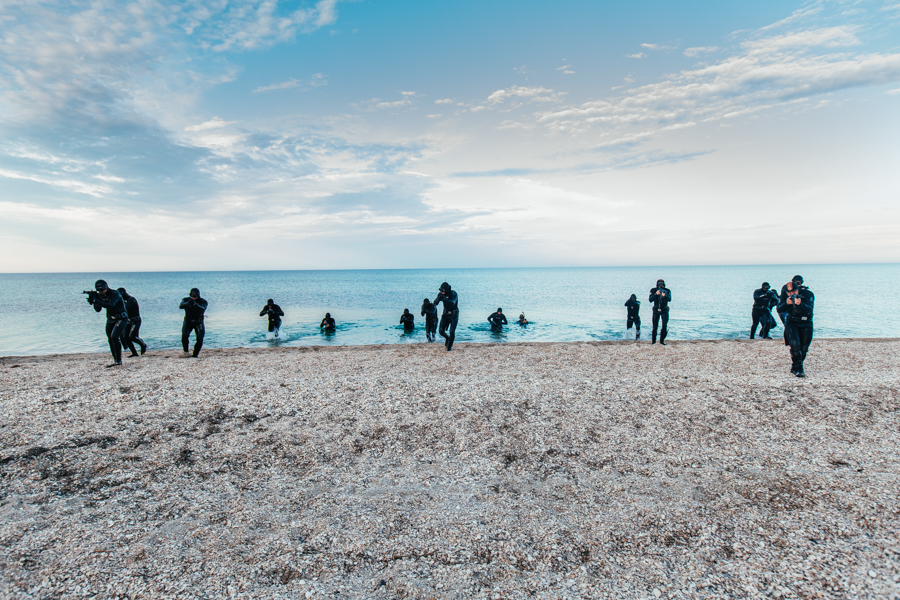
[{"left": 0, "top": 264, "right": 895, "bottom": 356}]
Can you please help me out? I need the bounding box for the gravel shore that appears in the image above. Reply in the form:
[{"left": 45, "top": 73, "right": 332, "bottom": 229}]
[{"left": 1, "top": 339, "right": 898, "bottom": 599}]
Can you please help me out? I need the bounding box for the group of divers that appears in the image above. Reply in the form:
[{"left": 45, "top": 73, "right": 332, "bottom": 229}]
[{"left": 84, "top": 275, "right": 816, "bottom": 377}]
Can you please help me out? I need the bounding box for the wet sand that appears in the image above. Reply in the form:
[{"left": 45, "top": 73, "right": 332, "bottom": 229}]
[{"left": 1, "top": 339, "right": 898, "bottom": 599}]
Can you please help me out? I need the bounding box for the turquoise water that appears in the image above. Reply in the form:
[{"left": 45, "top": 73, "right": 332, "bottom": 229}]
[{"left": 0, "top": 265, "right": 895, "bottom": 356}]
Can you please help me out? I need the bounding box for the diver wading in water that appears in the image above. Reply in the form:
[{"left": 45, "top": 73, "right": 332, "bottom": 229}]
[
  {"left": 421, "top": 298, "right": 438, "bottom": 341},
  {"left": 320, "top": 313, "right": 336, "bottom": 332},
  {"left": 750, "top": 282, "right": 778, "bottom": 339},
  {"left": 649, "top": 279, "right": 671, "bottom": 345},
  {"left": 260, "top": 299, "right": 285, "bottom": 339},
  {"left": 487, "top": 308, "right": 507, "bottom": 331},
  {"left": 118, "top": 287, "right": 147, "bottom": 356},
  {"left": 625, "top": 294, "right": 641, "bottom": 340},
  {"left": 179, "top": 288, "right": 208, "bottom": 357},
  {"left": 400, "top": 309, "right": 415, "bottom": 332},
  {"left": 85, "top": 280, "right": 128, "bottom": 367},
  {"left": 433, "top": 282, "right": 459, "bottom": 351},
  {"left": 779, "top": 275, "right": 815, "bottom": 377}
]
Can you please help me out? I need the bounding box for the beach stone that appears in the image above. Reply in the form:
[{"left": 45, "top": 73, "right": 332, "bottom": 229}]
[{"left": 0, "top": 339, "right": 898, "bottom": 599}]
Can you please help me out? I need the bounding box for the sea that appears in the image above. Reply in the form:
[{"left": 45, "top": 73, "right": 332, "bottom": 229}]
[{"left": 0, "top": 264, "right": 896, "bottom": 357}]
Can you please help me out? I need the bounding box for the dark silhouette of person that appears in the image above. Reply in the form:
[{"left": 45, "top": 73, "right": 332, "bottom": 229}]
[
  {"left": 421, "top": 298, "right": 438, "bottom": 341},
  {"left": 400, "top": 308, "right": 415, "bottom": 331},
  {"left": 179, "top": 288, "right": 208, "bottom": 357},
  {"left": 625, "top": 294, "right": 641, "bottom": 340},
  {"left": 517, "top": 313, "right": 528, "bottom": 325},
  {"left": 320, "top": 313, "right": 336, "bottom": 332},
  {"left": 87, "top": 279, "right": 128, "bottom": 367},
  {"left": 260, "top": 299, "right": 285, "bottom": 338},
  {"left": 649, "top": 279, "right": 671, "bottom": 345},
  {"left": 433, "top": 282, "right": 459, "bottom": 351},
  {"left": 750, "top": 283, "right": 778, "bottom": 339},
  {"left": 779, "top": 275, "right": 815, "bottom": 377},
  {"left": 487, "top": 308, "right": 508, "bottom": 331},
  {"left": 118, "top": 287, "right": 147, "bottom": 357}
]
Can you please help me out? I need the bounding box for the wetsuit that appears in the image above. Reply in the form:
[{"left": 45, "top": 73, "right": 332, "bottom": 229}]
[
  {"left": 750, "top": 288, "right": 777, "bottom": 339},
  {"left": 625, "top": 298, "right": 641, "bottom": 339},
  {"left": 649, "top": 286, "right": 671, "bottom": 344},
  {"left": 487, "top": 311, "right": 507, "bottom": 331},
  {"left": 93, "top": 290, "right": 128, "bottom": 363},
  {"left": 400, "top": 313, "right": 415, "bottom": 331},
  {"left": 779, "top": 284, "right": 814, "bottom": 375},
  {"left": 122, "top": 295, "right": 147, "bottom": 356},
  {"left": 321, "top": 317, "right": 336, "bottom": 331},
  {"left": 433, "top": 289, "right": 460, "bottom": 350},
  {"left": 179, "top": 296, "right": 208, "bottom": 356},
  {"left": 421, "top": 301, "right": 438, "bottom": 341},
  {"left": 260, "top": 304, "right": 284, "bottom": 333}
]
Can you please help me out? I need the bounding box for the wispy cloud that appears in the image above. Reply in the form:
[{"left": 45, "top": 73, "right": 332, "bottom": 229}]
[
  {"left": 487, "top": 85, "right": 564, "bottom": 104},
  {"left": 557, "top": 64, "right": 575, "bottom": 74},
  {"left": 253, "top": 73, "right": 327, "bottom": 93},
  {"left": 537, "top": 26, "right": 900, "bottom": 133},
  {"left": 684, "top": 46, "right": 719, "bottom": 57}
]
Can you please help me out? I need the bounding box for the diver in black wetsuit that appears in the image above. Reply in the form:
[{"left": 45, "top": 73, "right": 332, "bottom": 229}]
[
  {"left": 320, "top": 313, "right": 336, "bottom": 331},
  {"left": 750, "top": 283, "right": 778, "bottom": 339},
  {"left": 260, "top": 299, "right": 285, "bottom": 338},
  {"left": 779, "top": 275, "right": 815, "bottom": 377},
  {"left": 400, "top": 308, "right": 415, "bottom": 332},
  {"left": 86, "top": 280, "right": 128, "bottom": 367},
  {"left": 625, "top": 294, "right": 641, "bottom": 340},
  {"left": 433, "top": 282, "right": 459, "bottom": 351},
  {"left": 649, "top": 279, "right": 671, "bottom": 345},
  {"left": 517, "top": 313, "right": 528, "bottom": 325},
  {"left": 179, "top": 288, "right": 208, "bottom": 357},
  {"left": 117, "top": 288, "right": 147, "bottom": 357},
  {"left": 421, "top": 298, "right": 438, "bottom": 341},
  {"left": 487, "top": 308, "right": 507, "bottom": 331}
]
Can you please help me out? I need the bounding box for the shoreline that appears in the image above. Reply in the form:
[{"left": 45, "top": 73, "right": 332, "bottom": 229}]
[
  {"left": 2, "top": 339, "right": 898, "bottom": 598},
  {"left": 2, "top": 336, "right": 898, "bottom": 363}
]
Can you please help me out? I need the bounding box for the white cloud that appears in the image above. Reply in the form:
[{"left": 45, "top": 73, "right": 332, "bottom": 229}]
[
  {"left": 426, "top": 114, "right": 441, "bottom": 118},
  {"left": 886, "top": 88, "right": 900, "bottom": 94},
  {"left": 487, "top": 85, "right": 564, "bottom": 104},
  {"left": 253, "top": 73, "right": 326, "bottom": 93},
  {"left": 628, "top": 53, "right": 644, "bottom": 59},
  {"left": 536, "top": 27, "right": 900, "bottom": 133},
  {"left": 684, "top": 46, "right": 719, "bottom": 57},
  {"left": 435, "top": 98, "right": 454, "bottom": 104},
  {"left": 557, "top": 65, "right": 575, "bottom": 74},
  {"left": 185, "top": 117, "right": 236, "bottom": 131}
]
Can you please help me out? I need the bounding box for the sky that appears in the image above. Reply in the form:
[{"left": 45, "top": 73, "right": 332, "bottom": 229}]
[{"left": 1, "top": 0, "right": 899, "bottom": 272}]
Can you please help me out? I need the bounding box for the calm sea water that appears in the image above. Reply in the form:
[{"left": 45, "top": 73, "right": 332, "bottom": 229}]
[{"left": 0, "top": 265, "right": 895, "bottom": 357}]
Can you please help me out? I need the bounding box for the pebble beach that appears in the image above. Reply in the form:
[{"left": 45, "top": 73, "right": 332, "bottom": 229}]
[{"left": 1, "top": 339, "right": 898, "bottom": 599}]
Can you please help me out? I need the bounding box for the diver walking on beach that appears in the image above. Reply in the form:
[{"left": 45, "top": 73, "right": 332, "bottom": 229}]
[
  {"left": 434, "top": 282, "right": 459, "bottom": 351},
  {"left": 625, "top": 294, "right": 641, "bottom": 340},
  {"left": 85, "top": 280, "right": 128, "bottom": 367},
  {"left": 260, "top": 299, "right": 285, "bottom": 339},
  {"left": 421, "top": 298, "right": 438, "bottom": 341},
  {"left": 487, "top": 308, "right": 508, "bottom": 332},
  {"left": 118, "top": 288, "right": 147, "bottom": 357},
  {"left": 400, "top": 309, "right": 415, "bottom": 332},
  {"left": 779, "top": 275, "right": 814, "bottom": 377},
  {"left": 649, "top": 279, "right": 671, "bottom": 345},
  {"left": 180, "top": 288, "right": 208, "bottom": 358},
  {"left": 750, "top": 283, "right": 778, "bottom": 339}
]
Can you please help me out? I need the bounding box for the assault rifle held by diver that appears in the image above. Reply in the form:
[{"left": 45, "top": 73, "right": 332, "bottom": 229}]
[{"left": 82, "top": 290, "right": 99, "bottom": 303}]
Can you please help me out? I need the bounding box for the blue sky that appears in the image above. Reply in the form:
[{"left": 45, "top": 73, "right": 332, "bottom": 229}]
[{"left": 1, "top": 0, "right": 899, "bottom": 271}]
